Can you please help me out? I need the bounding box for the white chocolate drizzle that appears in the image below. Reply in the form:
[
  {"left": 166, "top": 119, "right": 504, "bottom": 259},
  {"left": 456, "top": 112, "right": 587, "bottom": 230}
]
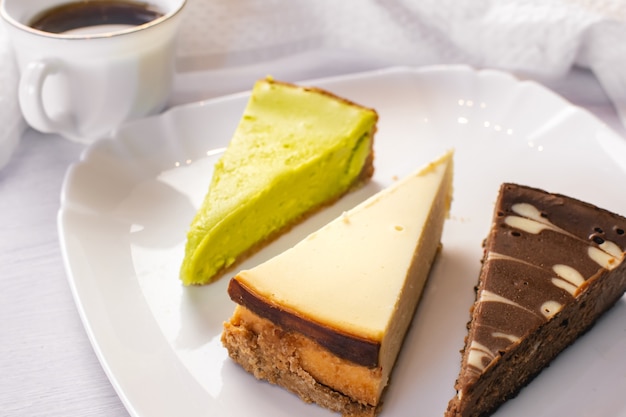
[
  {"left": 505, "top": 203, "right": 572, "bottom": 236},
  {"left": 588, "top": 246, "right": 621, "bottom": 270},
  {"left": 479, "top": 290, "right": 519, "bottom": 309},
  {"left": 467, "top": 340, "right": 494, "bottom": 371},
  {"left": 540, "top": 300, "right": 562, "bottom": 318},
  {"left": 506, "top": 202, "right": 623, "bottom": 277},
  {"left": 487, "top": 251, "right": 528, "bottom": 265},
  {"left": 480, "top": 290, "right": 543, "bottom": 319},
  {"left": 550, "top": 278, "right": 578, "bottom": 296},
  {"left": 551, "top": 264, "right": 585, "bottom": 296},
  {"left": 491, "top": 332, "right": 519, "bottom": 343},
  {"left": 599, "top": 240, "right": 623, "bottom": 259}
]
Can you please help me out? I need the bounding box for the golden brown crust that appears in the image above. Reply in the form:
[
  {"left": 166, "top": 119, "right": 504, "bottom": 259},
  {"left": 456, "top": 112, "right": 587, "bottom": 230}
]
[{"left": 222, "top": 306, "right": 385, "bottom": 417}]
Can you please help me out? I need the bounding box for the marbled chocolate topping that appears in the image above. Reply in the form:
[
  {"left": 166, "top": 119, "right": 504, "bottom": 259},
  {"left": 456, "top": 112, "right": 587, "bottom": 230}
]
[{"left": 462, "top": 183, "right": 626, "bottom": 382}]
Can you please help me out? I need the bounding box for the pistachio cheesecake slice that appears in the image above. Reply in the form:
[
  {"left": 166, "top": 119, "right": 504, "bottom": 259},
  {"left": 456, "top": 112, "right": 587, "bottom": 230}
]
[
  {"left": 223, "top": 151, "right": 454, "bottom": 417},
  {"left": 180, "top": 78, "right": 377, "bottom": 285},
  {"left": 446, "top": 183, "right": 626, "bottom": 417}
]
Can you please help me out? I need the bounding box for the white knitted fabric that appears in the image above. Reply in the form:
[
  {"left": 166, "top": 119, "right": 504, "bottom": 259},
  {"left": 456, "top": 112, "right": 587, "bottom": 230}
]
[
  {"left": 176, "top": 0, "right": 626, "bottom": 124},
  {"left": 2, "top": 0, "right": 626, "bottom": 166}
]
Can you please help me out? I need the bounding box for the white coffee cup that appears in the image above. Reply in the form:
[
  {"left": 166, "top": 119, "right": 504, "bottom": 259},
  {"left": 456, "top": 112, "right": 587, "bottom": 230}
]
[{"left": 1, "top": 0, "right": 186, "bottom": 143}]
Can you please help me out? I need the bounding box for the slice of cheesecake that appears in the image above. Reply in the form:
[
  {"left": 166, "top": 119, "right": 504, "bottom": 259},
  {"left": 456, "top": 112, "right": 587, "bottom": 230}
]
[
  {"left": 222, "top": 151, "right": 454, "bottom": 417},
  {"left": 180, "top": 78, "right": 378, "bottom": 285},
  {"left": 446, "top": 183, "right": 626, "bottom": 417}
]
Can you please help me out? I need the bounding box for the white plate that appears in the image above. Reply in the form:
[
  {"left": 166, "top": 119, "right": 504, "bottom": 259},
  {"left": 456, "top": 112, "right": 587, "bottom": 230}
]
[{"left": 59, "top": 66, "right": 626, "bottom": 417}]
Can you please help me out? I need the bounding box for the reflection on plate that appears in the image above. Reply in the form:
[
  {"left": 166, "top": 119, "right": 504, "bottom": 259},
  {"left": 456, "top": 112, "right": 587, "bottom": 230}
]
[{"left": 59, "top": 66, "right": 626, "bottom": 417}]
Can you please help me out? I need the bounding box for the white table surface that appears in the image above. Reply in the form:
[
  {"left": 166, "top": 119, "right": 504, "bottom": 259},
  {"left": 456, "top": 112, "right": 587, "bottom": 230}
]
[{"left": 1, "top": 54, "right": 625, "bottom": 417}]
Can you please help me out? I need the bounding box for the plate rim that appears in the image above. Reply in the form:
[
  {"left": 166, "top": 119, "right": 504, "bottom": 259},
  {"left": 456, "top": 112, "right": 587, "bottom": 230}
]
[{"left": 57, "top": 64, "right": 626, "bottom": 417}]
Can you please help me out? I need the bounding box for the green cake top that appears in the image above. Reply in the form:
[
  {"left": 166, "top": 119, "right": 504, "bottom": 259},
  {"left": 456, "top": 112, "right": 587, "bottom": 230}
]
[{"left": 180, "top": 78, "right": 378, "bottom": 285}]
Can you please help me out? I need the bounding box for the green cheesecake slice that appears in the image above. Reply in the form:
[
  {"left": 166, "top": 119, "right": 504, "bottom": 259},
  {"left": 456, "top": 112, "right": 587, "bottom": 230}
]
[{"left": 180, "top": 78, "right": 378, "bottom": 285}]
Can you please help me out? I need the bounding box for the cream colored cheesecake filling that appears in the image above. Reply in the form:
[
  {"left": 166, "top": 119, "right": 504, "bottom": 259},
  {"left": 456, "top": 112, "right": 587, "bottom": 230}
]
[{"left": 234, "top": 150, "right": 454, "bottom": 399}]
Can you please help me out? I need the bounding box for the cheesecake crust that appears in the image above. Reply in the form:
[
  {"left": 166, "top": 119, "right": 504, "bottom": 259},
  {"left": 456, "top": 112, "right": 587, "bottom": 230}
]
[{"left": 222, "top": 306, "right": 386, "bottom": 417}]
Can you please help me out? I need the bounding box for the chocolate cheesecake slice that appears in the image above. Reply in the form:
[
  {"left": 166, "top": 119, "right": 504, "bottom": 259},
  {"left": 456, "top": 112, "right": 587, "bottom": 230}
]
[{"left": 446, "top": 183, "right": 626, "bottom": 417}]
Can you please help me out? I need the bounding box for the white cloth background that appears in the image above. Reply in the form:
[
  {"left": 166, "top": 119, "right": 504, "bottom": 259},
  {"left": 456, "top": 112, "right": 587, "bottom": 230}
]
[{"left": 2, "top": 0, "right": 626, "bottom": 168}]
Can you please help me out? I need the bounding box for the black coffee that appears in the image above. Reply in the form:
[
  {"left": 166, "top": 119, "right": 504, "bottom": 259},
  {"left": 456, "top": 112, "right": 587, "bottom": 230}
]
[{"left": 29, "top": 0, "right": 164, "bottom": 34}]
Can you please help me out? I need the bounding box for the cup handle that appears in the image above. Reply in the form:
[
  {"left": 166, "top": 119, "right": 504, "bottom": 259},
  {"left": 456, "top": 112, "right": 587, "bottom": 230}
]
[{"left": 18, "top": 59, "right": 74, "bottom": 137}]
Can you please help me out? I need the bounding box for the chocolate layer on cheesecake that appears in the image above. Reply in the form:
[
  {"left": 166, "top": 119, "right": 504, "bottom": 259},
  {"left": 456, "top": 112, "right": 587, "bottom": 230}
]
[
  {"left": 228, "top": 278, "right": 380, "bottom": 367},
  {"left": 447, "top": 183, "right": 626, "bottom": 417}
]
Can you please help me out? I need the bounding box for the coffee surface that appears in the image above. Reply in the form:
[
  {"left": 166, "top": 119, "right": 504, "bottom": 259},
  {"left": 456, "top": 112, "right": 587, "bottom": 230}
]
[{"left": 29, "top": 0, "right": 163, "bottom": 34}]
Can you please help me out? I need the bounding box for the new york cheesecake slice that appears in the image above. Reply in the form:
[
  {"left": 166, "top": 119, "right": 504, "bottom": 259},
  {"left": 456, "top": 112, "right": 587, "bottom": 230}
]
[
  {"left": 222, "top": 151, "right": 454, "bottom": 417},
  {"left": 446, "top": 183, "right": 626, "bottom": 417},
  {"left": 180, "top": 78, "right": 378, "bottom": 285}
]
